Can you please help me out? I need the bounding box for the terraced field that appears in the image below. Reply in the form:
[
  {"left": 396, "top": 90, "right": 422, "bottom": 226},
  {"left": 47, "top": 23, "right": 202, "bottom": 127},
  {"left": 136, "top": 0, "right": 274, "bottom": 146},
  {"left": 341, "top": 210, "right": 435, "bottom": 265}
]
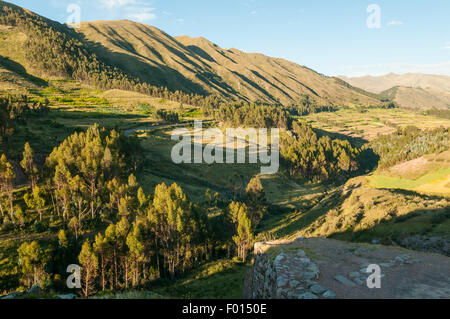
[{"left": 304, "top": 108, "right": 450, "bottom": 142}]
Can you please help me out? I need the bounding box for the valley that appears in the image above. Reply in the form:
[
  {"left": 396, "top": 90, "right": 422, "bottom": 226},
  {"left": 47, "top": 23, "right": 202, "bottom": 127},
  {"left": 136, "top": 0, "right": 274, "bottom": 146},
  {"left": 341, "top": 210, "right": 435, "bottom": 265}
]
[{"left": 0, "top": 0, "right": 448, "bottom": 300}]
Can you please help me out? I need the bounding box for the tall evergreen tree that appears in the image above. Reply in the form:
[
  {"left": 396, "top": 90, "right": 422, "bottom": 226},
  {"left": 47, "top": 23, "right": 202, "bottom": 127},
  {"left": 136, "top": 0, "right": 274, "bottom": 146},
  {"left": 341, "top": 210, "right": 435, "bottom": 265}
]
[
  {"left": 0, "top": 154, "right": 15, "bottom": 220},
  {"left": 18, "top": 241, "right": 48, "bottom": 288},
  {"left": 78, "top": 240, "right": 99, "bottom": 297},
  {"left": 20, "top": 142, "right": 38, "bottom": 189}
]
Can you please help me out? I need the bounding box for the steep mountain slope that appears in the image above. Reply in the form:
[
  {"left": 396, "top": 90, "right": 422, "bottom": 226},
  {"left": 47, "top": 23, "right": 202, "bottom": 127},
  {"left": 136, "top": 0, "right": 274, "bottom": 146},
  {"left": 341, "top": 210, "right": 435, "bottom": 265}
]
[
  {"left": 0, "top": 2, "right": 142, "bottom": 90},
  {"left": 339, "top": 73, "right": 450, "bottom": 94},
  {"left": 77, "top": 20, "right": 213, "bottom": 96},
  {"left": 176, "top": 35, "right": 383, "bottom": 106},
  {"left": 0, "top": 1, "right": 383, "bottom": 107},
  {"left": 77, "top": 20, "right": 383, "bottom": 106}
]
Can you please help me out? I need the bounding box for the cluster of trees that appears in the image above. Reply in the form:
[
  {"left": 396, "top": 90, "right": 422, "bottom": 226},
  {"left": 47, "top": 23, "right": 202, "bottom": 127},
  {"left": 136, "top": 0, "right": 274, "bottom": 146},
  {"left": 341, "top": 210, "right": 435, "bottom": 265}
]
[
  {"left": 0, "top": 154, "right": 15, "bottom": 220},
  {"left": 367, "top": 126, "right": 449, "bottom": 169},
  {"left": 285, "top": 104, "right": 337, "bottom": 116},
  {"left": 280, "top": 121, "right": 361, "bottom": 182},
  {"left": 17, "top": 241, "right": 50, "bottom": 290},
  {"left": 0, "top": 94, "right": 48, "bottom": 144},
  {"left": 154, "top": 109, "right": 180, "bottom": 123},
  {"left": 285, "top": 95, "right": 338, "bottom": 116},
  {"left": 69, "top": 182, "right": 212, "bottom": 296},
  {"left": 0, "top": 124, "right": 268, "bottom": 295},
  {"left": 13, "top": 180, "right": 263, "bottom": 296},
  {"left": 203, "top": 101, "right": 292, "bottom": 129},
  {"left": 16, "top": 181, "right": 260, "bottom": 296},
  {"left": 0, "top": 125, "right": 141, "bottom": 230}
]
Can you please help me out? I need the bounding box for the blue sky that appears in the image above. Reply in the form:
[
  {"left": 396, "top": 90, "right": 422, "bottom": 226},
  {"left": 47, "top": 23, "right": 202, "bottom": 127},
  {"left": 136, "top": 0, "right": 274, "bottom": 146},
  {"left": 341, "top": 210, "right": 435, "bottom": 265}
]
[{"left": 7, "top": 0, "right": 450, "bottom": 77}]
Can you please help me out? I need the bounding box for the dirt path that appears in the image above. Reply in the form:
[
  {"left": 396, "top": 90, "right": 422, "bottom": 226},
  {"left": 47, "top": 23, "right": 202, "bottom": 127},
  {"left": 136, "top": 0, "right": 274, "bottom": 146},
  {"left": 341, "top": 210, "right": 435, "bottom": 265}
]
[
  {"left": 123, "top": 120, "right": 214, "bottom": 136},
  {"left": 0, "top": 229, "right": 105, "bottom": 243},
  {"left": 306, "top": 238, "right": 450, "bottom": 298}
]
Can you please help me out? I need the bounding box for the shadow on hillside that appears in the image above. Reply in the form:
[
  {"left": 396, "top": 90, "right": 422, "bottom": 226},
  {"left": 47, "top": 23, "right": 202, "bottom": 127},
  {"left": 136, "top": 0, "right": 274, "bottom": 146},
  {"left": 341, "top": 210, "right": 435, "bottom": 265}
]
[
  {"left": 375, "top": 188, "right": 448, "bottom": 202},
  {"left": 150, "top": 260, "right": 250, "bottom": 299},
  {"left": 250, "top": 70, "right": 294, "bottom": 101},
  {"left": 76, "top": 30, "right": 243, "bottom": 100},
  {"left": 259, "top": 188, "right": 346, "bottom": 238},
  {"left": 50, "top": 109, "right": 148, "bottom": 120},
  {"left": 0, "top": 56, "right": 48, "bottom": 87},
  {"left": 329, "top": 204, "right": 450, "bottom": 254},
  {"left": 230, "top": 71, "right": 279, "bottom": 103},
  {"left": 185, "top": 45, "right": 216, "bottom": 63},
  {"left": 314, "top": 127, "right": 369, "bottom": 147},
  {"left": 76, "top": 31, "right": 209, "bottom": 96}
]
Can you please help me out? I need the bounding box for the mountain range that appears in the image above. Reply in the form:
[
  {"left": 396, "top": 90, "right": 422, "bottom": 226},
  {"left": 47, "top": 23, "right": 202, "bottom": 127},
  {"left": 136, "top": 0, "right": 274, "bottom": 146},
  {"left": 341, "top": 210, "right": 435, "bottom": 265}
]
[
  {"left": 0, "top": 1, "right": 383, "bottom": 107},
  {"left": 1, "top": 1, "right": 449, "bottom": 111}
]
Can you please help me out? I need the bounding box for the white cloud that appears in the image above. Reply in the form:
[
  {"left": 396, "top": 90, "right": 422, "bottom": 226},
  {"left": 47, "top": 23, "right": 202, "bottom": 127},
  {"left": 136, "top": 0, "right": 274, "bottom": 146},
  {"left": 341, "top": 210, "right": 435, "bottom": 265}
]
[
  {"left": 387, "top": 20, "right": 403, "bottom": 27},
  {"left": 100, "top": 0, "right": 136, "bottom": 9},
  {"left": 96, "top": 0, "right": 157, "bottom": 22},
  {"left": 127, "top": 8, "right": 156, "bottom": 22}
]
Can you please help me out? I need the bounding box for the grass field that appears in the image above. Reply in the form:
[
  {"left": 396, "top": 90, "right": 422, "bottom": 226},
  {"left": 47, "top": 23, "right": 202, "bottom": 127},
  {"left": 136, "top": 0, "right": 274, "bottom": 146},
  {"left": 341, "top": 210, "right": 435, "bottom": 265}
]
[
  {"left": 368, "top": 151, "right": 450, "bottom": 196},
  {"left": 369, "top": 169, "right": 450, "bottom": 195}
]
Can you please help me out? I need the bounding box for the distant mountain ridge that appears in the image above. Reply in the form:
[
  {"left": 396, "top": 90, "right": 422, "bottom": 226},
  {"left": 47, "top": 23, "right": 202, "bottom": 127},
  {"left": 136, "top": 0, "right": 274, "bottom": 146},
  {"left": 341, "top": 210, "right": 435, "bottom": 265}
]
[
  {"left": 381, "top": 86, "right": 450, "bottom": 110},
  {"left": 339, "top": 73, "right": 450, "bottom": 94},
  {"left": 340, "top": 73, "right": 450, "bottom": 110}
]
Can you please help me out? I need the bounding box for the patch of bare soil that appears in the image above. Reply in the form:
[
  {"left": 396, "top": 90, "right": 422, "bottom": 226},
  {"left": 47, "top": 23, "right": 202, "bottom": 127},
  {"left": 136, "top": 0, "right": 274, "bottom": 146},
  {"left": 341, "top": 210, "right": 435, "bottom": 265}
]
[{"left": 389, "top": 157, "right": 429, "bottom": 177}]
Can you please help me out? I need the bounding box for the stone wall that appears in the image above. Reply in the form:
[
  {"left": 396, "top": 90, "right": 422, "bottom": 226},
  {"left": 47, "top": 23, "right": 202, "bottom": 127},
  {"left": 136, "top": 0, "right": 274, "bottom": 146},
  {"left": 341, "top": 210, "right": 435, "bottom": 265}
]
[{"left": 243, "top": 240, "right": 336, "bottom": 299}]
